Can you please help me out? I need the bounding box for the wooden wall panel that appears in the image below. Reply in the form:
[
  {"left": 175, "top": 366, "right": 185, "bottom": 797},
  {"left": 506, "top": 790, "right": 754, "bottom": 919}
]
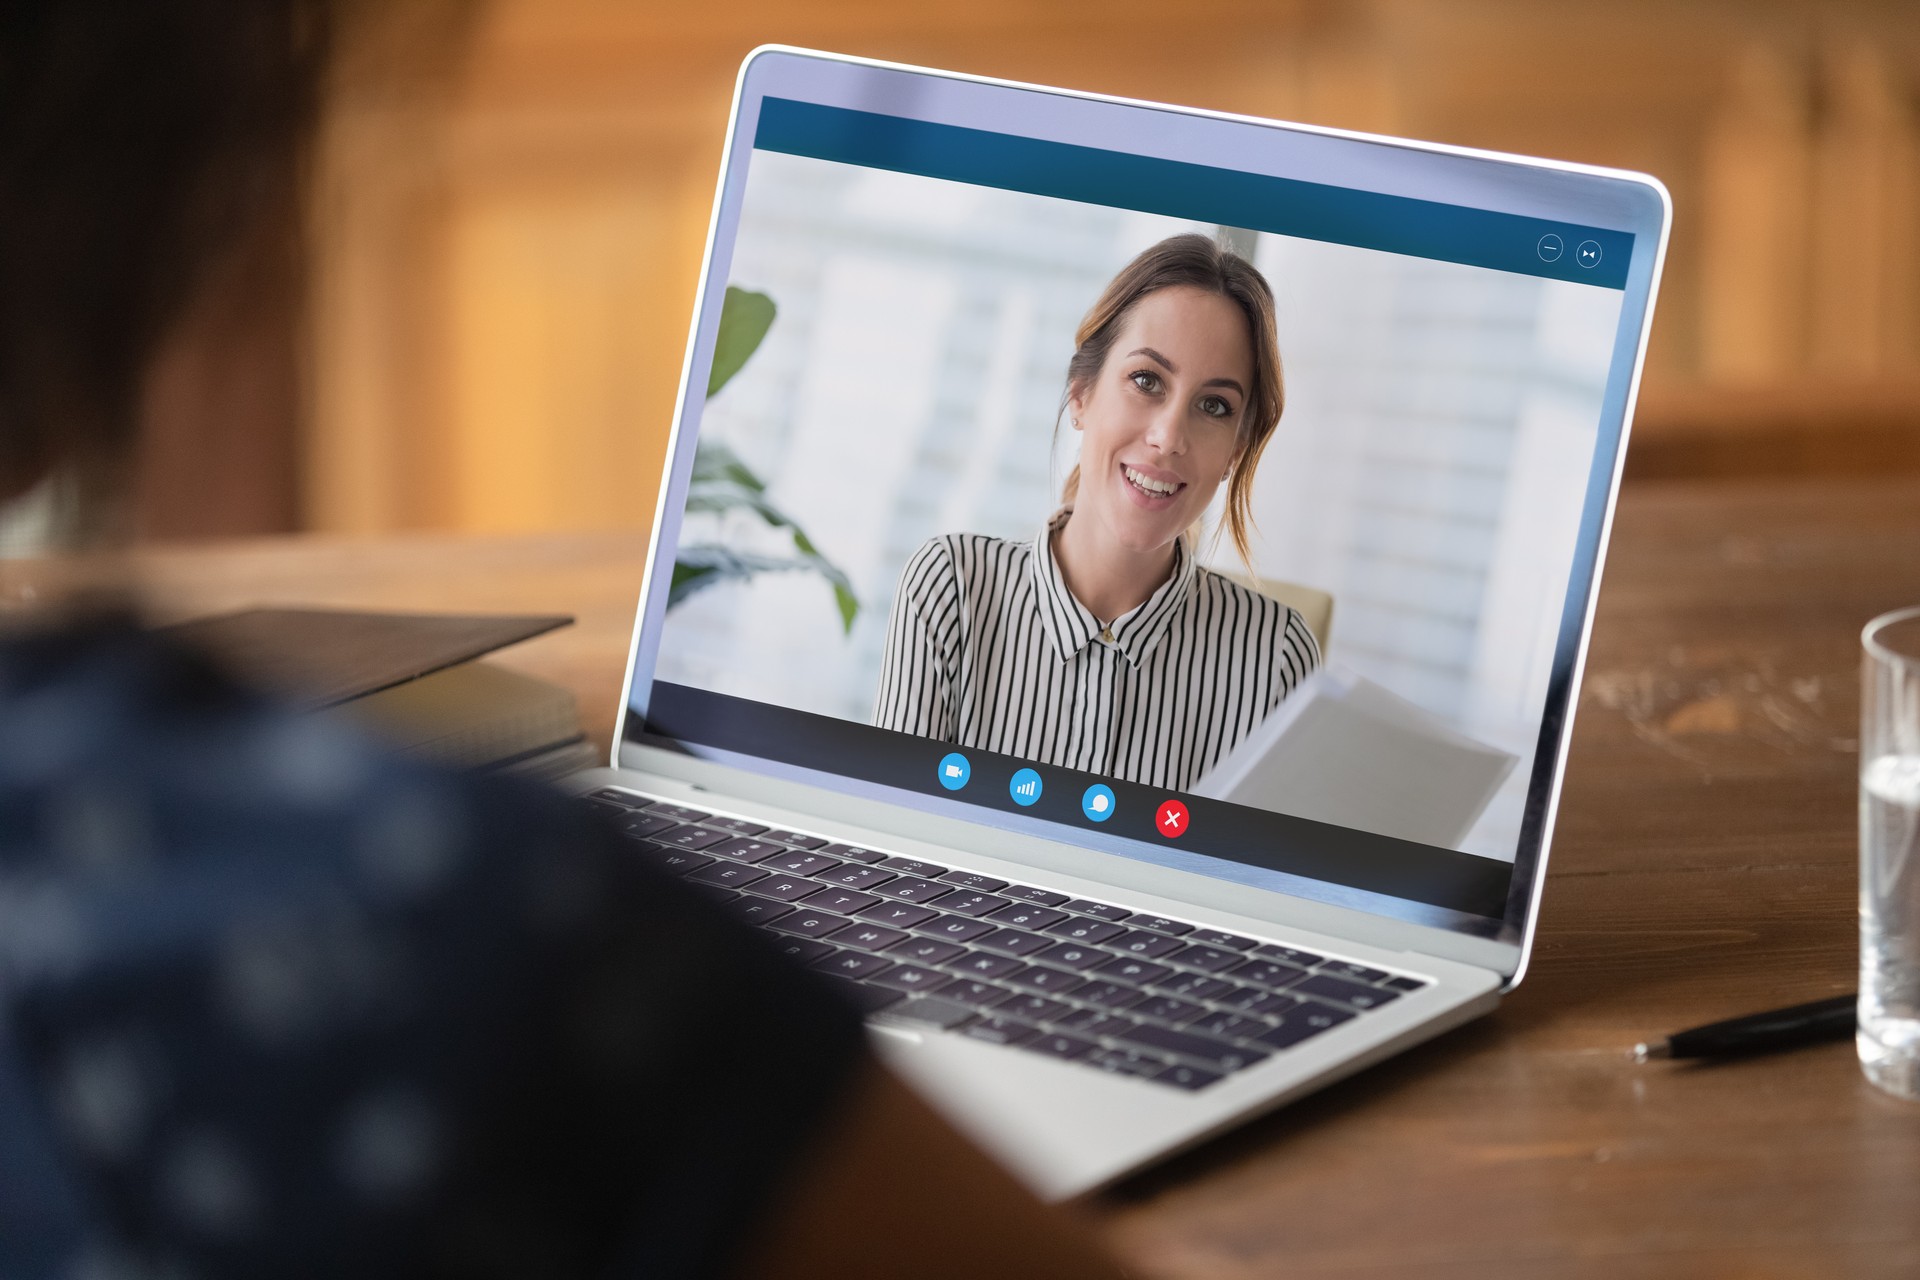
[{"left": 302, "top": 0, "right": 1920, "bottom": 534}]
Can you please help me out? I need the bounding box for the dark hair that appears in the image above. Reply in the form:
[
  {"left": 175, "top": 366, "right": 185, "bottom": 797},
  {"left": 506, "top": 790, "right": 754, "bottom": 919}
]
[
  {"left": 0, "top": 0, "right": 330, "bottom": 529},
  {"left": 1059, "top": 233, "right": 1283, "bottom": 566}
]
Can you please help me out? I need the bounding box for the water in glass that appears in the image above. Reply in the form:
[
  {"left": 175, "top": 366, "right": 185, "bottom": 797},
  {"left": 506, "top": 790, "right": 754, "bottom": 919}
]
[{"left": 1861, "top": 752, "right": 1920, "bottom": 1098}]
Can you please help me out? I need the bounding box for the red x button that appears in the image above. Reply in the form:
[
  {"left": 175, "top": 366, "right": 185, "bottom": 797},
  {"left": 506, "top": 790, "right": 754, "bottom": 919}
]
[{"left": 1155, "top": 799, "right": 1189, "bottom": 838}]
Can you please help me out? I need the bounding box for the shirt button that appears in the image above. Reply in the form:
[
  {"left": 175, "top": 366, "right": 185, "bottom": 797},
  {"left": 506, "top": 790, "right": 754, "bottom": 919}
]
[{"left": 1099, "top": 627, "right": 1115, "bottom": 644}]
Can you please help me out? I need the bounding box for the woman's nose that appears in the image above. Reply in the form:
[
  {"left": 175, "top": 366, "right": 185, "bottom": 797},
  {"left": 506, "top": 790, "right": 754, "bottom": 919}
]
[{"left": 1144, "top": 402, "right": 1187, "bottom": 455}]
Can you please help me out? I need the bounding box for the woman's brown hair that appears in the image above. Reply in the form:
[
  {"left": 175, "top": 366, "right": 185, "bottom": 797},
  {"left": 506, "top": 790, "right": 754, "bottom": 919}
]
[{"left": 1059, "top": 232, "right": 1283, "bottom": 568}]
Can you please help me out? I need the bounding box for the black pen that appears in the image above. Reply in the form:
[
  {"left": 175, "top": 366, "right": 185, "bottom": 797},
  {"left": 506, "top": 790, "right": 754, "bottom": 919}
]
[{"left": 1633, "top": 994, "right": 1856, "bottom": 1062}]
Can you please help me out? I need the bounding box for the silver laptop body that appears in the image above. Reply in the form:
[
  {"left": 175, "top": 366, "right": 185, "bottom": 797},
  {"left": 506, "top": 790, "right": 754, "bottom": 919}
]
[{"left": 568, "top": 46, "right": 1669, "bottom": 1199}]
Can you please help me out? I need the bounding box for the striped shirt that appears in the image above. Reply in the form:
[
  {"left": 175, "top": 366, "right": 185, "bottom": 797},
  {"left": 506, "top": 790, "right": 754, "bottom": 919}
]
[{"left": 873, "top": 509, "right": 1321, "bottom": 790}]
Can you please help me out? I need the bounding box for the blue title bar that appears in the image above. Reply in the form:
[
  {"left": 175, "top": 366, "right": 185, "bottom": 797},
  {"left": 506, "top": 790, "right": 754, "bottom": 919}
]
[{"left": 754, "top": 97, "right": 1631, "bottom": 290}]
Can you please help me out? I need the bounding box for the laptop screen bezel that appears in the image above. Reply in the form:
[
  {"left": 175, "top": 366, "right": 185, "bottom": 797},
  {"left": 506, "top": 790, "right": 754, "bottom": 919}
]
[{"left": 612, "top": 46, "right": 1670, "bottom": 977}]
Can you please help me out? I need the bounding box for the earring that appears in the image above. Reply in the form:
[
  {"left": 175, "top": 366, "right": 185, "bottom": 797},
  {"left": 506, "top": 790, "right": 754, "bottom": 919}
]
[{"left": 1071, "top": 417, "right": 1080, "bottom": 427}]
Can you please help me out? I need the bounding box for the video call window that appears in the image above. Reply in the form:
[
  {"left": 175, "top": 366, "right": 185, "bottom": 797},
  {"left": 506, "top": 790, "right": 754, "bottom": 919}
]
[{"left": 638, "top": 101, "right": 1630, "bottom": 922}]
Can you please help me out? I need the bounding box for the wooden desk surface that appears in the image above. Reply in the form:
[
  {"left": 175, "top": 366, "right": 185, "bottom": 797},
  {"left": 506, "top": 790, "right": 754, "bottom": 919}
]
[{"left": 129, "top": 475, "right": 1920, "bottom": 1277}]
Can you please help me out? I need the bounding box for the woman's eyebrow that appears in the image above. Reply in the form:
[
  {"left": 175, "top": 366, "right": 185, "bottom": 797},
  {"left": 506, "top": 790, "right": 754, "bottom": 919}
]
[{"left": 1126, "top": 348, "right": 1244, "bottom": 396}]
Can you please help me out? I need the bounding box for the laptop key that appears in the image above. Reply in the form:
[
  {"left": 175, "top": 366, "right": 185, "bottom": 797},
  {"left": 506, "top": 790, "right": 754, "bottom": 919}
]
[
  {"left": 1130, "top": 915, "right": 1195, "bottom": 937},
  {"left": 1133, "top": 996, "right": 1208, "bottom": 1026},
  {"left": 709, "top": 837, "right": 786, "bottom": 864},
  {"left": 820, "top": 843, "right": 886, "bottom": 865},
  {"left": 1052, "top": 1009, "right": 1139, "bottom": 1038},
  {"left": 869, "top": 876, "right": 952, "bottom": 904},
  {"left": 813, "top": 951, "right": 896, "bottom": 982},
  {"left": 960, "top": 1017, "right": 1039, "bottom": 1047},
  {"left": 1165, "top": 944, "right": 1244, "bottom": 973},
  {"left": 1189, "top": 1010, "right": 1267, "bottom": 1041},
  {"left": 939, "top": 979, "right": 1016, "bottom": 1009},
  {"left": 856, "top": 901, "right": 940, "bottom": 929},
  {"left": 1294, "top": 974, "right": 1401, "bottom": 1011},
  {"left": 935, "top": 892, "right": 1013, "bottom": 919},
  {"left": 764, "top": 829, "right": 828, "bottom": 850},
  {"left": 1156, "top": 972, "right": 1234, "bottom": 1001},
  {"left": 1318, "top": 960, "right": 1391, "bottom": 984},
  {"left": 830, "top": 923, "right": 910, "bottom": 953},
  {"left": 987, "top": 903, "right": 1069, "bottom": 930},
  {"left": 1096, "top": 957, "right": 1172, "bottom": 986},
  {"left": 774, "top": 938, "right": 836, "bottom": 965},
  {"left": 814, "top": 864, "right": 896, "bottom": 891},
  {"left": 869, "top": 963, "right": 948, "bottom": 993},
  {"left": 1383, "top": 975, "right": 1429, "bottom": 993},
  {"left": 648, "top": 850, "right": 713, "bottom": 877},
  {"left": 1020, "top": 1032, "right": 1097, "bottom": 1062},
  {"left": 1063, "top": 900, "right": 1132, "bottom": 923},
  {"left": 999, "top": 995, "right": 1073, "bottom": 1024},
  {"left": 651, "top": 804, "right": 713, "bottom": 824},
  {"left": 1045, "top": 918, "right": 1125, "bottom": 945},
  {"left": 704, "top": 816, "right": 769, "bottom": 837},
  {"left": 1255, "top": 1002, "right": 1355, "bottom": 1049},
  {"left": 1228, "top": 960, "right": 1311, "bottom": 991},
  {"left": 1254, "top": 943, "right": 1325, "bottom": 967},
  {"left": 1154, "top": 1063, "right": 1223, "bottom": 1091},
  {"left": 1216, "top": 984, "right": 1279, "bottom": 1012},
  {"left": 886, "top": 936, "right": 965, "bottom": 965},
  {"left": 1085, "top": 1047, "right": 1167, "bottom": 1078},
  {"left": 1109, "top": 929, "right": 1184, "bottom": 959},
  {"left": 1239, "top": 992, "right": 1303, "bottom": 1019},
  {"left": 745, "top": 875, "right": 819, "bottom": 902},
  {"left": 915, "top": 914, "right": 995, "bottom": 944},
  {"left": 1117, "top": 1024, "right": 1270, "bottom": 1072},
  {"left": 874, "top": 996, "right": 974, "bottom": 1030},
  {"left": 972, "top": 928, "right": 1052, "bottom": 957},
  {"left": 1035, "top": 942, "right": 1106, "bottom": 970},
  {"left": 1075, "top": 981, "right": 1147, "bottom": 1011},
  {"left": 1006, "top": 966, "right": 1086, "bottom": 997},
  {"left": 770, "top": 909, "right": 852, "bottom": 939},
  {"left": 1189, "top": 929, "right": 1258, "bottom": 950},
  {"left": 948, "top": 952, "right": 1024, "bottom": 980},
  {"left": 588, "top": 788, "right": 648, "bottom": 808},
  {"left": 655, "top": 824, "right": 730, "bottom": 852},
  {"left": 763, "top": 851, "right": 839, "bottom": 877},
  {"left": 822, "top": 977, "right": 905, "bottom": 1014},
  {"left": 879, "top": 856, "right": 948, "bottom": 878},
  {"left": 1000, "top": 885, "right": 1070, "bottom": 907},
  {"left": 687, "top": 861, "right": 770, "bottom": 890},
  {"left": 802, "top": 887, "right": 883, "bottom": 916},
  {"left": 615, "top": 812, "right": 677, "bottom": 840},
  {"left": 731, "top": 898, "right": 793, "bottom": 927},
  {"left": 938, "top": 871, "right": 1009, "bottom": 892}
]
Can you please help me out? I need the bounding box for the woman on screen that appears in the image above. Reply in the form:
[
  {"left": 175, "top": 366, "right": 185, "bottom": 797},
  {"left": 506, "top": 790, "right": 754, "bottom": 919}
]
[{"left": 873, "top": 234, "right": 1320, "bottom": 790}]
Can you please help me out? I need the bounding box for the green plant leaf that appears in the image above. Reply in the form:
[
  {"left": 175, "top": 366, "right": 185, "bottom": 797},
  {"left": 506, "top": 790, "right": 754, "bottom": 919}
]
[
  {"left": 677, "top": 285, "right": 858, "bottom": 632},
  {"left": 670, "top": 541, "right": 861, "bottom": 634},
  {"left": 707, "top": 287, "right": 777, "bottom": 398}
]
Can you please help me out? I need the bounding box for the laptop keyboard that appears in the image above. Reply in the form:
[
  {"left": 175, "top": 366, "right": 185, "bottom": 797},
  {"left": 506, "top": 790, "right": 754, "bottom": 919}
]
[{"left": 587, "top": 788, "right": 1429, "bottom": 1091}]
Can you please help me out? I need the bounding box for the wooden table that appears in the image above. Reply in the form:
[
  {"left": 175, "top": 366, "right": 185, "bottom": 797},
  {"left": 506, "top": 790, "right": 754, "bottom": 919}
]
[{"left": 127, "top": 475, "right": 1920, "bottom": 1277}]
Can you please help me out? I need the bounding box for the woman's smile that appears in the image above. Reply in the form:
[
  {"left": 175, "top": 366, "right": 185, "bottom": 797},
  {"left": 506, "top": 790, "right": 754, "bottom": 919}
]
[{"left": 1118, "top": 460, "right": 1185, "bottom": 505}]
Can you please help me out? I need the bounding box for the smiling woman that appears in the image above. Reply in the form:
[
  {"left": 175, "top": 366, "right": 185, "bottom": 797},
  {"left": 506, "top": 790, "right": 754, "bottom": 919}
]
[{"left": 872, "top": 234, "right": 1321, "bottom": 790}]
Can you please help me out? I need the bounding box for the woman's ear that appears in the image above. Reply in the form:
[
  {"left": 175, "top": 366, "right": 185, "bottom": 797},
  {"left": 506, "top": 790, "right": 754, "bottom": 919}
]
[{"left": 1066, "top": 383, "right": 1086, "bottom": 430}]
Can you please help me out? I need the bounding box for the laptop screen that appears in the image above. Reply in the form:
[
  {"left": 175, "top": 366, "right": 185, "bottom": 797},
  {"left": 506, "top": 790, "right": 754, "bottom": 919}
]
[{"left": 623, "top": 59, "right": 1662, "bottom": 938}]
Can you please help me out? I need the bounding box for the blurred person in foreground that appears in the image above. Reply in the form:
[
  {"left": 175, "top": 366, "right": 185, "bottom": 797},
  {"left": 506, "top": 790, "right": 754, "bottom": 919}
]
[{"left": 0, "top": 4, "right": 1125, "bottom": 1277}]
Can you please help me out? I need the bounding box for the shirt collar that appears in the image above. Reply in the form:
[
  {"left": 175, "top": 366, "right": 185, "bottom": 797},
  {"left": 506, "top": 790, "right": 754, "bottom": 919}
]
[{"left": 1029, "top": 508, "right": 1198, "bottom": 668}]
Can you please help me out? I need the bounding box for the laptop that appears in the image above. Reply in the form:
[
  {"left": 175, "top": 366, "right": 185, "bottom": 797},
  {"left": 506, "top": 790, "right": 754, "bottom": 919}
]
[{"left": 565, "top": 46, "right": 1669, "bottom": 1199}]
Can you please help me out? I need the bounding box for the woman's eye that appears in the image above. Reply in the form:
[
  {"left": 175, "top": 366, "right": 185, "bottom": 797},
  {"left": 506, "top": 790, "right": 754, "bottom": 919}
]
[
  {"left": 1199, "top": 395, "right": 1234, "bottom": 419},
  {"left": 1129, "top": 369, "right": 1161, "bottom": 394}
]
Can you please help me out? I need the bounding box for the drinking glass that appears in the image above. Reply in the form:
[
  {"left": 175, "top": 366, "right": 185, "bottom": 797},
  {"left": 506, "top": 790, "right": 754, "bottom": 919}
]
[{"left": 1861, "top": 606, "right": 1920, "bottom": 1099}]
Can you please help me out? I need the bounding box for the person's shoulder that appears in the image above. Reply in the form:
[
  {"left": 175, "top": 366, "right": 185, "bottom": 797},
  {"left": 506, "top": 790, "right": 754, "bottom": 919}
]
[
  {"left": 1191, "top": 567, "right": 1322, "bottom": 664},
  {"left": 0, "top": 618, "right": 591, "bottom": 883},
  {"left": 902, "top": 531, "right": 1029, "bottom": 583}
]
